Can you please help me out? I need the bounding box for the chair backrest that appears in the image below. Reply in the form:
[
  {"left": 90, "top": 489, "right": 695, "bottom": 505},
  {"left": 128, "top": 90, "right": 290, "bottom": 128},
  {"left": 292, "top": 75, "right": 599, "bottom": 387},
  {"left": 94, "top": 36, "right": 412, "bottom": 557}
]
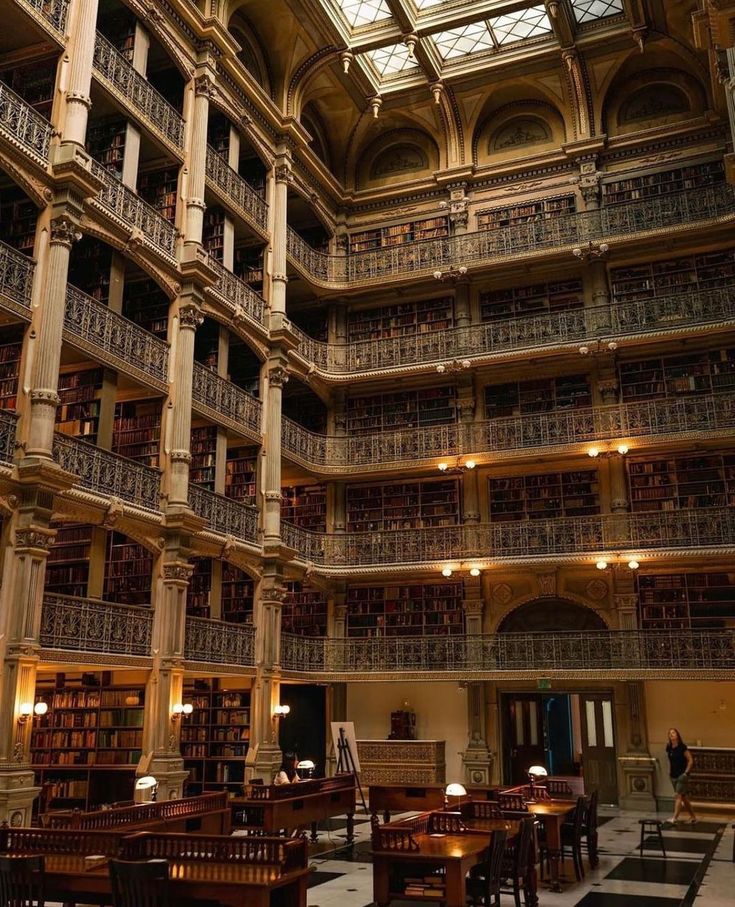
[
  {"left": 571, "top": 796, "right": 587, "bottom": 841},
  {"left": 109, "top": 859, "right": 170, "bottom": 907},
  {"left": 497, "top": 792, "right": 525, "bottom": 812},
  {"left": 586, "top": 789, "right": 598, "bottom": 834},
  {"left": 0, "top": 855, "right": 45, "bottom": 907},
  {"left": 546, "top": 779, "right": 573, "bottom": 797},
  {"left": 486, "top": 829, "right": 508, "bottom": 892},
  {"left": 513, "top": 817, "right": 535, "bottom": 877}
]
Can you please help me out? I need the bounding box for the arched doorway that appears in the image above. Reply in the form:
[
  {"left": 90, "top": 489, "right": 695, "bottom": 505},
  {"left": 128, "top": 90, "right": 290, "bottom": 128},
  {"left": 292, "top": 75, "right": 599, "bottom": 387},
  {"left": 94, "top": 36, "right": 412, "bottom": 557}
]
[{"left": 498, "top": 598, "right": 607, "bottom": 633}]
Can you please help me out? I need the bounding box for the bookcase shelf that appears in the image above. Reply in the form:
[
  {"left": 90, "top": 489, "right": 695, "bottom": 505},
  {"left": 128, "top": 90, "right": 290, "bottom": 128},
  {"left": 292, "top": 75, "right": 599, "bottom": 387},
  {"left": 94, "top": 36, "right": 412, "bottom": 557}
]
[
  {"left": 103, "top": 532, "right": 153, "bottom": 606},
  {"left": 349, "top": 216, "right": 448, "bottom": 254},
  {"left": 234, "top": 247, "right": 264, "bottom": 289},
  {"left": 619, "top": 348, "right": 735, "bottom": 401},
  {"left": 638, "top": 572, "right": 735, "bottom": 629},
  {"left": 0, "top": 56, "right": 56, "bottom": 118},
  {"left": 181, "top": 684, "right": 250, "bottom": 795},
  {"left": 69, "top": 242, "right": 112, "bottom": 303},
  {"left": 346, "top": 479, "right": 460, "bottom": 532},
  {"left": 112, "top": 400, "right": 161, "bottom": 467},
  {"left": 138, "top": 167, "right": 179, "bottom": 223},
  {"left": 0, "top": 194, "right": 38, "bottom": 254},
  {"left": 347, "top": 386, "right": 456, "bottom": 435},
  {"left": 203, "top": 208, "right": 225, "bottom": 263},
  {"left": 480, "top": 279, "right": 584, "bottom": 321},
  {"left": 603, "top": 161, "right": 725, "bottom": 206},
  {"left": 222, "top": 564, "right": 254, "bottom": 624},
  {"left": 0, "top": 332, "right": 23, "bottom": 412},
  {"left": 282, "top": 387, "right": 327, "bottom": 433},
  {"left": 87, "top": 117, "right": 127, "bottom": 175},
  {"left": 628, "top": 452, "right": 735, "bottom": 512},
  {"left": 187, "top": 557, "right": 212, "bottom": 618},
  {"left": 485, "top": 374, "right": 591, "bottom": 418},
  {"left": 123, "top": 277, "right": 169, "bottom": 339},
  {"left": 281, "top": 484, "right": 327, "bottom": 532},
  {"left": 56, "top": 368, "right": 103, "bottom": 442},
  {"left": 208, "top": 115, "right": 230, "bottom": 156},
  {"left": 348, "top": 297, "right": 453, "bottom": 343},
  {"left": 346, "top": 582, "right": 465, "bottom": 637},
  {"left": 45, "top": 524, "right": 92, "bottom": 597},
  {"left": 190, "top": 425, "right": 218, "bottom": 490},
  {"left": 225, "top": 447, "right": 258, "bottom": 503},
  {"left": 477, "top": 195, "right": 575, "bottom": 231},
  {"left": 611, "top": 247, "right": 735, "bottom": 303},
  {"left": 283, "top": 582, "right": 327, "bottom": 636},
  {"left": 489, "top": 470, "right": 600, "bottom": 522}
]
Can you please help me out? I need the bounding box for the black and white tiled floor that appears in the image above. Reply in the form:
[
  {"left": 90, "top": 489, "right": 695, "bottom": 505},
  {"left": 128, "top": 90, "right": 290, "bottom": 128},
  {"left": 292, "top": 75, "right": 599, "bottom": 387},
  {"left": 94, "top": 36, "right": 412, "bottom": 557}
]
[{"left": 302, "top": 809, "right": 735, "bottom": 907}]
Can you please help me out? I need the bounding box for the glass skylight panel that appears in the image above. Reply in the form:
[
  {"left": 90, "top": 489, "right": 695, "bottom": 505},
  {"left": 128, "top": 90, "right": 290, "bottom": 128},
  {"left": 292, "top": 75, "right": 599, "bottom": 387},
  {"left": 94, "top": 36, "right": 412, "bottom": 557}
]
[
  {"left": 570, "top": 0, "right": 625, "bottom": 23},
  {"left": 432, "top": 21, "right": 494, "bottom": 60},
  {"left": 488, "top": 5, "right": 551, "bottom": 45},
  {"left": 337, "top": 0, "right": 392, "bottom": 28},
  {"left": 367, "top": 44, "right": 418, "bottom": 77}
]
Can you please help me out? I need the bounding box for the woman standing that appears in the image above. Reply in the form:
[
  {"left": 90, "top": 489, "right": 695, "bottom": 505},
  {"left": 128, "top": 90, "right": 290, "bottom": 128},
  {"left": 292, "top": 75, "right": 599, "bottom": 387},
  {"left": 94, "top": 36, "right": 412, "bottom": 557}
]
[{"left": 665, "top": 728, "right": 697, "bottom": 824}]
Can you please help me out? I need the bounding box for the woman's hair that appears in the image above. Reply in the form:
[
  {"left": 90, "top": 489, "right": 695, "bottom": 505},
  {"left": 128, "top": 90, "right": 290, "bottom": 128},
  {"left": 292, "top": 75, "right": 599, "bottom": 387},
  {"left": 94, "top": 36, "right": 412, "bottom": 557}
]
[
  {"left": 666, "top": 727, "right": 685, "bottom": 751},
  {"left": 279, "top": 752, "right": 298, "bottom": 776}
]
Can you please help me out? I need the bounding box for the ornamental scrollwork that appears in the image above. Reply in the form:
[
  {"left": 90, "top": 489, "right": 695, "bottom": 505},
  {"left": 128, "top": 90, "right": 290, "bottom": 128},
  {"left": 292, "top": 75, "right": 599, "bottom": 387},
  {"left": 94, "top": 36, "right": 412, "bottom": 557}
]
[
  {"left": 14, "top": 528, "right": 53, "bottom": 550},
  {"left": 194, "top": 74, "right": 217, "bottom": 98},
  {"left": 50, "top": 216, "right": 82, "bottom": 248},
  {"left": 163, "top": 563, "right": 194, "bottom": 582},
  {"left": 179, "top": 304, "right": 204, "bottom": 330},
  {"left": 274, "top": 163, "right": 293, "bottom": 184},
  {"left": 267, "top": 366, "right": 289, "bottom": 388}
]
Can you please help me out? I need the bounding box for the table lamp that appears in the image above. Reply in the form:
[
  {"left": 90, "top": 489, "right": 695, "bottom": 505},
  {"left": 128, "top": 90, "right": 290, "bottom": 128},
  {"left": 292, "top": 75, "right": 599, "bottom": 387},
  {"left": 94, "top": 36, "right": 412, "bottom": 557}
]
[
  {"left": 527, "top": 765, "right": 547, "bottom": 800},
  {"left": 296, "top": 759, "right": 315, "bottom": 779},
  {"left": 444, "top": 782, "right": 467, "bottom": 810},
  {"left": 135, "top": 775, "right": 158, "bottom": 803}
]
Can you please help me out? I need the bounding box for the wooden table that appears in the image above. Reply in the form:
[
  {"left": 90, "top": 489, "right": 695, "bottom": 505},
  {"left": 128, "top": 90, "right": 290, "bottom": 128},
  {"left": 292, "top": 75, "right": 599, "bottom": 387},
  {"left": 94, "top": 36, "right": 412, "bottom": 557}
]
[
  {"left": 526, "top": 800, "right": 577, "bottom": 892},
  {"left": 368, "top": 783, "right": 499, "bottom": 822}
]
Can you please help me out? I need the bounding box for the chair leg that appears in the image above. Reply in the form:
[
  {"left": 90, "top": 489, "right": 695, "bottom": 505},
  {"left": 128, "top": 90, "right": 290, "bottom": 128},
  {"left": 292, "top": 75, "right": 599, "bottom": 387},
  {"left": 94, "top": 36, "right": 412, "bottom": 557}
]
[
  {"left": 657, "top": 825, "right": 667, "bottom": 859},
  {"left": 514, "top": 878, "right": 522, "bottom": 907},
  {"left": 639, "top": 823, "right": 645, "bottom": 857}
]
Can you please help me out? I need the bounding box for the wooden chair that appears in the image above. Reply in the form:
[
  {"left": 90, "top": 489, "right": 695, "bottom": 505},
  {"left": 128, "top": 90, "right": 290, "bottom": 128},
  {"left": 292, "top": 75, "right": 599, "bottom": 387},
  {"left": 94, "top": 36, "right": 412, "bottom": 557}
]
[
  {"left": 466, "top": 830, "right": 507, "bottom": 907},
  {"left": 0, "top": 854, "right": 45, "bottom": 907},
  {"left": 582, "top": 789, "right": 599, "bottom": 868},
  {"left": 559, "top": 796, "right": 586, "bottom": 881},
  {"left": 109, "top": 858, "right": 171, "bottom": 907},
  {"left": 499, "top": 816, "right": 534, "bottom": 907}
]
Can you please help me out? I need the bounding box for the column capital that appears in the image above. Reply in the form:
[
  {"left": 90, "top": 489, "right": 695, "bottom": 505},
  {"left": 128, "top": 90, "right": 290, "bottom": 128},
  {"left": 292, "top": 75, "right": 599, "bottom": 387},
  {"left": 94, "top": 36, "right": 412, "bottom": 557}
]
[
  {"left": 49, "top": 216, "right": 82, "bottom": 248},
  {"left": 194, "top": 72, "right": 218, "bottom": 98},
  {"left": 13, "top": 528, "right": 54, "bottom": 551},
  {"left": 178, "top": 303, "right": 204, "bottom": 330},
  {"left": 267, "top": 365, "right": 290, "bottom": 388}
]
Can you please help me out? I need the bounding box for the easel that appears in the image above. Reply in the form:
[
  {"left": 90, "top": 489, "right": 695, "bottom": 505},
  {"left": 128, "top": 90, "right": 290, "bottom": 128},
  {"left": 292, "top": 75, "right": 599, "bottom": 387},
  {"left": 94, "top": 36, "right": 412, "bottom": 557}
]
[{"left": 336, "top": 725, "right": 367, "bottom": 812}]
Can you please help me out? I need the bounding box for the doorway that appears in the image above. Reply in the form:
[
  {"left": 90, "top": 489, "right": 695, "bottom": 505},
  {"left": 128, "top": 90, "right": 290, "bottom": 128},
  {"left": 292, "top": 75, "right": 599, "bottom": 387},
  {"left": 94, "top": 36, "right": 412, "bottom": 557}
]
[{"left": 501, "top": 690, "right": 618, "bottom": 803}]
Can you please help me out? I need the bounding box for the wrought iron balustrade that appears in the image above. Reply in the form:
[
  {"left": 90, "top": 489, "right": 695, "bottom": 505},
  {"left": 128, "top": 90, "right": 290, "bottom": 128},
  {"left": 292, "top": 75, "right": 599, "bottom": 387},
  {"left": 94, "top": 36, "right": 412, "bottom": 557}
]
[
  {"left": 0, "top": 239, "right": 34, "bottom": 312},
  {"left": 40, "top": 594, "right": 153, "bottom": 657},
  {"left": 15, "top": 0, "right": 69, "bottom": 35},
  {"left": 192, "top": 363, "right": 261, "bottom": 436},
  {"left": 91, "top": 161, "right": 178, "bottom": 260},
  {"left": 281, "top": 521, "right": 325, "bottom": 562},
  {"left": 65, "top": 285, "right": 169, "bottom": 389},
  {"left": 205, "top": 146, "right": 268, "bottom": 232},
  {"left": 0, "top": 79, "right": 53, "bottom": 164},
  {"left": 281, "top": 634, "right": 328, "bottom": 673},
  {"left": 185, "top": 616, "right": 255, "bottom": 667},
  {"left": 286, "top": 227, "right": 347, "bottom": 283},
  {"left": 207, "top": 257, "right": 267, "bottom": 327},
  {"left": 189, "top": 484, "right": 259, "bottom": 543},
  {"left": 282, "top": 417, "right": 330, "bottom": 466},
  {"left": 92, "top": 32, "right": 185, "bottom": 151},
  {"left": 0, "top": 410, "right": 17, "bottom": 465},
  {"left": 53, "top": 433, "right": 161, "bottom": 511}
]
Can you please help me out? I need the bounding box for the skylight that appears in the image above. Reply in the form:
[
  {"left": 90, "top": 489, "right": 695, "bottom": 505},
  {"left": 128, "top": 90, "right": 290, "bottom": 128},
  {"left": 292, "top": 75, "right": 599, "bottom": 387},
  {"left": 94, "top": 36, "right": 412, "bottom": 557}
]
[
  {"left": 488, "top": 6, "right": 551, "bottom": 45},
  {"left": 570, "top": 0, "right": 625, "bottom": 23},
  {"left": 433, "top": 21, "right": 494, "bottom": 60},
  {"left": 337, "top": 0, "right": 392, "bottom": 28},
  {"left": 432, "top": 6, "right": 552, "bottom": 61},
  {"left": 367, "top": 44, "right": 419, "bottom": 77}
]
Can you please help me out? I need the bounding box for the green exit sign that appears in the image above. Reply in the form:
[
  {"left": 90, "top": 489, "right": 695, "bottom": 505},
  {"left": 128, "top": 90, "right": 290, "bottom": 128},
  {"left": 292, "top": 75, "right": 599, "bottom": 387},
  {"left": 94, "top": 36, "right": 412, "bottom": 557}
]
[{"left": 537, "top": 679, "right": 551, "bottom": 690}]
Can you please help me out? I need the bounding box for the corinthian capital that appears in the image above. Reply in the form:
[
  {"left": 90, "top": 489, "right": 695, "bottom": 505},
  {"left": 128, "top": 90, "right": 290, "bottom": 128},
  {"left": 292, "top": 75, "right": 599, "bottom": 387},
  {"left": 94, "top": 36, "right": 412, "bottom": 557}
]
[
  {"left": 194, "top": 73, "right": 217, "bottom": 98},
  {"left": 267, "top": 365, "right": 289, "bottom": 388},
  {"left": 179, "top": 304, "right": 204, "bottom": 330},
  {"left": 50, "top": 216, "right": 82, "bottom": 248},
  {"left": 274, "top": 163, "right": 293, "bottom": 184}
]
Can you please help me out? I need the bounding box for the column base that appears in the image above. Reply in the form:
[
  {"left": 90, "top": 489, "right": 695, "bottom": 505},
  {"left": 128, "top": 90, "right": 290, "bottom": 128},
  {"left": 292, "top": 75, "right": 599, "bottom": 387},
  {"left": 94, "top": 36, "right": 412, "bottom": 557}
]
[
  {"left": 245, "top": 742, "right": 282, "bottom": 784},
  {"left": 140, "top": 753, "right": 189, "bottom": 801},
  {"left": 618, "top": 753, "right": 657, "bottom": 811},
  {"left": 0, "top": 765, "right": 39, "bottom": 826},
  {"left": 461, "top": 746, "right": 494, "bottom": 786}
]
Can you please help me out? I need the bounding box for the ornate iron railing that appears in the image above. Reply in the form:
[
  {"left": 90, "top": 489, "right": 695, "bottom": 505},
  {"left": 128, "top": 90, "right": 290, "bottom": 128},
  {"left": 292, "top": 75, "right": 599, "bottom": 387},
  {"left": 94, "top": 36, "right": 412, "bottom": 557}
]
[
  {"left": 15, "top": 0, "right": 69, "bottom": 35},
  {"left": 207, "top": 257, "right": 267, "bottom": 327},
  {"left": 0, "top": 79, "right": 53, "bottom": 164},
  {"left": 0, "top": 240, "right": 34, "bottom": 313},
  {"left": 188, "top": 485, "right": 259, "bottom": 543},
  {"left": 53, "top": 434, "right": 161, "bottom": 512},
  {"left": 92, "top": 32, "right": 185, "bottom": 151},
  {"left": 205, "top": 146, "right": 268, "bottom": 233},
  {"left": 281, "top": 521, "right": 325, "bottom": 562},
  {"left": 185, "top": 616, "right": 255, "bottom": 666},
  {"left": 286, "top": 227, "right": 347, "bottom": 283},
  {"left": 91, "top": 161, "right": 178, "bottom": 260},
  {"left": 0, "top": 410, "right": 17, "bottom": 465},
  {"left": 280, "top": 630, "right": 735, "bottom": 675},
  {"left": 65, "top": 285, "right": 169, "bottom": 389},
  {"left": 40, "top": 594, "right": 153, "bottom": 657},
  {"left": 192, "top": 363, "right": 261, "bottom": 437}
]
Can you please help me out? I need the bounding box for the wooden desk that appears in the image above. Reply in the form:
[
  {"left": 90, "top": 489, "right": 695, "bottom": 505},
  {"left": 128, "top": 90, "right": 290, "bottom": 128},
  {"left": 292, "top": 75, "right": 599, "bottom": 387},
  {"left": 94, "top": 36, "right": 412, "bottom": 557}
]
[
  {"left": 526, "top": 800, "right": 577, "bottom": 892},
  {"left": 368, "top": 783, "right": 500, "bottom": 822},
  {"left": 231, "top": 774, "right": 357, "bottom": 842}
]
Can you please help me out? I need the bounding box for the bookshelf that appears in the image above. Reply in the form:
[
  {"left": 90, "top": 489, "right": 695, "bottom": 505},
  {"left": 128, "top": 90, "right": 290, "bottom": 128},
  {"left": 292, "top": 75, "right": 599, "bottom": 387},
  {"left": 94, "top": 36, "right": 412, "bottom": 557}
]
[
  {"left": 203, "top": 208, "right": 225, "bottom": 262},
  {"left": 208, "top": 114, "right": 230, "bottom": 155},
  {"left": 87, "top": 117, "right": 127, "bottom": 174},
  {"left": 480, "top": 279, "right": 584, "bottom": 321},
  {"left": 611, "top": 248, "right": 735, "bottom": 302},
  {"left": 290, "top": 309, "right": 328, "bottom": 343},
  {"left": 281, "top": 484, "right": 327, "bottom": 532},
  {"left": 282, "top": 582, "right": 328, "bottom": 636},
  {"left": 348, "top": 298, "right": 453, "bottom": 343},
  {"left": 0, "top": 194, "right": 38, "bottom": 254},
  {"left": 187, "top": 557, "right": 212, "bottom": 618},
  {"left": 31, "top": 681, "right": 145, "bottom": 810},
  {"left": 190, "top": 425, "right": 218, "bottom": 490},
  {"left": 227, "top": 337, "right": 261, "bottom": 398},
  {"left": 138, "top": 167, "right": 179, "bottom": 223},
  {"left": 234, "top": 246, "right": 264, "bottom": 289},
  {"left": 103, "top": 532, "right": 153, "bottom": 606},
  {"left": 123, "top": 277, "right": 170, "bottom": 339},
  {"left": 619, "top": 348, "right": 735, "bottom": 401},
  {"left": 349, "top": 216, "right": 448, "bottom": 253},
  {"left": 282, "top": 387, "right": 327, "bottom": 433},
  {"left": 0, "top": 56, "right": 56, "bottom": 117},
  {"left": 181, "top": 684, "right": 250, "bottom": 794},
  {"left": 603, "top": 161, "right": 725, "bottom": 206},
  {"left": 225, "top": 447, "right": 258, "bottom": 502},
  {"left": 488, "top": 470, "right": 600, "bottom": 522},
  {"left": 56, "top": 368, "right": 103, "bottom": 442},
  {"left": 221, "top": 564, "right": 254, "bottom": 624},
  {"left": 638, "top": 572, "right": 735, "bottom": 629},
  {"left": 194, "top": 319, "right": 220, "bottom": 370},
  {"left": 628, "top": 452, "right": 735, "bottom": 512},
  {"left": 485, "top": 375, "right": 591, "bottom": 418},
  {"left": 45, "top": 524, "right": 92, "bottom": 597},
  {"left": 346, "top": 479, "right": 460, "bottom": 532},
  {"left": 0, "top": 332, "right": 23, "bottom": 412},
  {"left": 68, "top": 241, "right": 112, "bottom": 303},
  {"left": 347, "top": 386, "right": 456, "bottom": 435},
  {"left": 112, "top": 400, "right": 161, "bottom": 467},
  {"left": 346, "top": 582, "right": 465, "bottom": 637},
  {"left": 477, "top": 195, "right": 575, "bottom": 231}
]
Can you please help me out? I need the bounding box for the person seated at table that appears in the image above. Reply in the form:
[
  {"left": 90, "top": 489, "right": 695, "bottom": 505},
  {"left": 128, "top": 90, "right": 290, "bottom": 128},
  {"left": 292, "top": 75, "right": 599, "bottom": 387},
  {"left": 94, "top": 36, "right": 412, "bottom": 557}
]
[{"left": 273, "top": 752, "right": 300, "bottom": 785}]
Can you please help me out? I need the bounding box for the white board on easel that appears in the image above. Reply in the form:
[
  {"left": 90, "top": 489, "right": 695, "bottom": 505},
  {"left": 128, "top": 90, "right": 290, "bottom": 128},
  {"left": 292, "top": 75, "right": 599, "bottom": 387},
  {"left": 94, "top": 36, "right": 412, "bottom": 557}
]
[{"left": 330, "top": 721, "right": 361, "bottom": 773}]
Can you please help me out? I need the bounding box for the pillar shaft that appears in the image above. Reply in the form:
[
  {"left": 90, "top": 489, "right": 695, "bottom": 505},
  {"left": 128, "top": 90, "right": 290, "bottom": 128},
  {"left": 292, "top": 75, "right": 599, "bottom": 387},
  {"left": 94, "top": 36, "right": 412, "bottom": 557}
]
[{"left": 62, "top": 0, "right": 100, "bottom": 145}]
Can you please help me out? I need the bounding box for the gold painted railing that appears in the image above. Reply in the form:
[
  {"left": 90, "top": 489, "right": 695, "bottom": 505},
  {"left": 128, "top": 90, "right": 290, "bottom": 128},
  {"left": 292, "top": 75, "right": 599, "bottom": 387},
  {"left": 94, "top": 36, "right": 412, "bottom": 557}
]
[
  {"left": 206, "top": 257, "right": 267, "bottom": 327},
  {"left": 0, "top": 79, "right": 53, "bottom": 164},
  {"left": 14, "top": 0, "right": 69, "bottom": 36},
  {"left": 185, "top": 616, "right": 255, "bottom": 666},
  {"left": 188, "top": 484, "right": 259, "bottom": 544},
  {"left": 0, "top": 239, "right": 34, "bottom": 317},
  {"left": 192, "top": 363, "right": 262, "bottom": 439},
  {"left": 206, "top": 146, "right": 268, "bottom": 234},
  {"left": 40, "top": 594, "right": 153, "bottom": 657},
  {"left": 0, "top": 410, "right": 17, "bottom": 465}
]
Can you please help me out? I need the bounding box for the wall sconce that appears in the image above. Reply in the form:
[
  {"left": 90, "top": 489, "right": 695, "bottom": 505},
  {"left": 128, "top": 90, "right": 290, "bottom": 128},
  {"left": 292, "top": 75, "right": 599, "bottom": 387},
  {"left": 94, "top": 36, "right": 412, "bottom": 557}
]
[
  {"left": 588, "top": 444, "right": 629, "bottom": 458},
  {"left": 442, "top": 566, "right": 453, "bottom": 577},
  {"left": 469, "top": 567, "right": 481, "bottom": 577},
  {"left": 272, "top": 704, "right": 291, "bottom": 743},
  {"left": 438, "top": 457, "right": 475, "bottom": 474},
  {"left": 297, "top": 759, "right": 315, "bottom": 779},
  {"left": 433, "top": 266, "right": 468, "bottom": 283},
  {"left": 579, "top": 340, "right": 618, "bottom": 356},
  {"left": 17, "top": 703, "right": 33, "bottom": 724},
  {"left": 135, "top": 775, "right": 158, "bottom": 803},
  {"left": 596, "top": 558, "right": 640, "bottom": 571},
  {"left": 171, "top": 703, "right": 193, "bottom": 720},
  {"left": 442, "top": 564, "right": 482, "bottom": 578},
  {"left": 34, "top": 702, "right": 48, "bottom": 717}
]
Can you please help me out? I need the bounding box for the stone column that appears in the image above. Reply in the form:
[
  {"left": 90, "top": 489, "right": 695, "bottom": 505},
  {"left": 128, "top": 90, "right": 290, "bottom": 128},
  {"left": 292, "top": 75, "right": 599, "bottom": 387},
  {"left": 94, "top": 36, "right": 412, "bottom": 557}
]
[
  {"left": 457, "top": 384, "right": 480, "bottom": 523},
  {"left": 460, "top": 582, "right": 493, "bottom": 784},
  {"left": 262, "top": 356, "right": 288, "bottom": 545},
  {"left": 446, "top": 184, "right": 469, "bottom": 236},
  {"left": 184, "top": 66, "right": 215, "bottom": 250},
  {"left": 61, "top": 0, "right": 100, "bottom": 146},
  {"left": 269, "top": 148, "right": 291, "bottom": 329}
]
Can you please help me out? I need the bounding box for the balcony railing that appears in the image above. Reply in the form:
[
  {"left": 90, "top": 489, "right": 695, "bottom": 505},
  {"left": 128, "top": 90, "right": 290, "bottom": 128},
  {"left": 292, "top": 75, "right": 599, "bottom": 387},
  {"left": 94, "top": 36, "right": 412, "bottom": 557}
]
[
  {"left": 205, "top": 146, "right": 268, "bottom": 233},
  {"left": 188, "top": 485, "right": 259, "bottom": 544},
  {"left": 53, "top": 434, "right": 161, "bottom": 512},
  {"left": 280, "top": 630, "right": 735, "bottom": 676},
  {"left": 207, "top": 257, "right": 267, "bottom": 328},
  {"left": 185, "top": 616, "right": 255, "bottom": 667},
  {"left": 91, "top": 161, "right": 178, "bottom": 261},
  {"left": 93, "top": 32, "right": 184, "bottom": 152},
  {"left": 192, "top": 363, "right": 261, "bottom": 438},
  {"left": 0, "top": 240, "right": 34, "bottom": 315},
  {"left": 15, "top": 0, "right": 69, "bottom": 36},
  {"left": 0, "top": 410, "right": 17, "bottom": 465},
  {"left": 40, "top": 594, "right": 153, "bottom": 657},
  {"left": 65, "top": 285, "right": 169, "bottom": 390},
  {"left": 286, "top": 184, "right": 735, "bottom": 288},
  {"left": 0, "top": 79, "right": 53, "bottom": 164}
]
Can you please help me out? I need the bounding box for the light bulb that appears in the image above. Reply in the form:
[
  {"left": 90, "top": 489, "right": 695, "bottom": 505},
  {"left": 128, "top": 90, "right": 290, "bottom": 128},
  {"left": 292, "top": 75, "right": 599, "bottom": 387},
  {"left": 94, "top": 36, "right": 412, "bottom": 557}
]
[
  {"left": 628, "top": 560, "right": 639, "bottom": 570},
  {"left": 588, "top": 447, "right": 600, "bottom": 458},
  {"left": 442, "top": 567, "right": 453, "bottom": 577},
  {"left": 438, "top": 462, "right": 449, "bottom": 472},
  {"left": 182, "top": 703, "right": 193, "bottom": 715},
  {"left": 596, "top": 560, "right": 608, "bottom": 571},
  {"left": 469, "top": 567, "right": 481, "bottom": 577},
  {"left": 172, "top": 703, "right": 184, "bottom": 716},
  {"left": 617, "top": 444, "right": 629, "bottom": 455},
  {"left": 465, "top": 460, "right": 476, "bottom": 470},
  {"left": 34, "top": 702, "right": 48, "bottom": 717},
  {"left": 19, "top": 703, "right": 33, "bottom": 719}
]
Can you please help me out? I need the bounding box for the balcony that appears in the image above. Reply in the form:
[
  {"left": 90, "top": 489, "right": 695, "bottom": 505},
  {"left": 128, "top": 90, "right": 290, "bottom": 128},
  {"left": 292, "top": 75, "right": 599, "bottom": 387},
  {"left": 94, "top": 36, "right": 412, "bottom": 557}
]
[
  {"left": 205, "top": 146, "right": 268, "bottom": 236},
  {"left": 192, "top": 363, "right": 261, "bottom": 441},
  {"left": 286, "top": 184, "right": 735, "bottom": 289},
  {"left": 0, "top": 410, "right": 17, "bottom": 465},
  {"left": 53, "top": 433, "right": 161, "bottom": 512},
  {"left": 65, "top": 285, "right": 169, "bottom": 391},
  {"left": 188, "top": 485, "right": 259, "bottom": 545},
  {"left": 185, "top": 616, "right": 255, "bottom": 667},
  {"left": 206, "top": 257, "right": 267, "bottom": 328},
  {"left": 0, "top": 79, "right": 53, "bottom": 166},
  {"left": 92, "top": 32, "right": 185, "bottom": 153},
  {"left": 14, "top": 0, "right": 69, "bottom": 38},
  {"left": 40, "top": 594, "right": 153, "bottom": 658},
  {"left": 90, "top": 161, "right": 178, "bottom": 263},
  {"left": 0, "top": 240, "right": 34, "bottom": 319}
]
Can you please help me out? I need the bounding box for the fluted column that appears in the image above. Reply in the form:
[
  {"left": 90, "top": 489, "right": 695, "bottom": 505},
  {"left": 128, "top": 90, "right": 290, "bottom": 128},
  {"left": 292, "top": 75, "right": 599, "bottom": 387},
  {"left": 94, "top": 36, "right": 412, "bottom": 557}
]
[
  {"left": 61, "top": 0, "right": 99, "bottom": 145},
  {"left": 184, "top": 68, "right": 215, "bottom": 248},
  {"left": 262, "top": 356, "right": 288, "bottom": 544},
  {"left": 270, "top": 149, "right": 291, "bottom": 321}
]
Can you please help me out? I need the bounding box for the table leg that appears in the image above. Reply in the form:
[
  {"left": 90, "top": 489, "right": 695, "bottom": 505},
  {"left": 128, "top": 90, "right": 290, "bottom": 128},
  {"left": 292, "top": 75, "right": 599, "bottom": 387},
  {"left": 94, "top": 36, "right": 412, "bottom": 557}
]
[
  {"left": 373, "top": 856, "right": 390, "bottom": 907},
  {"left": 444, "top": 861, "right": 465, "bottom": 907},
  {"left": 310, "top": 821, "right": 318, "bottom": 843},
  {"left": 346, "top": 810, "right": 355, "bottom": 844},
  {"left": 545, "top": 817, "right": 563, "bottom": 892}
]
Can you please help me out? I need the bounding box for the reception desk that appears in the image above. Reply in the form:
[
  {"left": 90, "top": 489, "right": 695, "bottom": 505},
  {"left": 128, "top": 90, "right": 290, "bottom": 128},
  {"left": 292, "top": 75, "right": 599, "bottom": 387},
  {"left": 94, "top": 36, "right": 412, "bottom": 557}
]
[{"left": 357, "top": 740, "right": 445, "bottom": 786}]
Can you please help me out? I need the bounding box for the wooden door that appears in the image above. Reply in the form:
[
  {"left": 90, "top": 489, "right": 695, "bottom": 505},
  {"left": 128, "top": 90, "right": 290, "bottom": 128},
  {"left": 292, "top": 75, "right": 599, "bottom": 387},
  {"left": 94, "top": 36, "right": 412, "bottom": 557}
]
[
  {"left": 579, "top": 692, "right": 618, "bottom": 803},
  {"left": 504, "top": 694, "right": 546, "bottom": 784}
]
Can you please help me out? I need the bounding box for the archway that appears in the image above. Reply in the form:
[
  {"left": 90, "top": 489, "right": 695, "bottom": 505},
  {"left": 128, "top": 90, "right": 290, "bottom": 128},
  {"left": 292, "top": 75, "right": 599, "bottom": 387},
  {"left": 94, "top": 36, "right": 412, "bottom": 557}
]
[{"left": 498, "top": 598, "right": 607, "bottom": 634}]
